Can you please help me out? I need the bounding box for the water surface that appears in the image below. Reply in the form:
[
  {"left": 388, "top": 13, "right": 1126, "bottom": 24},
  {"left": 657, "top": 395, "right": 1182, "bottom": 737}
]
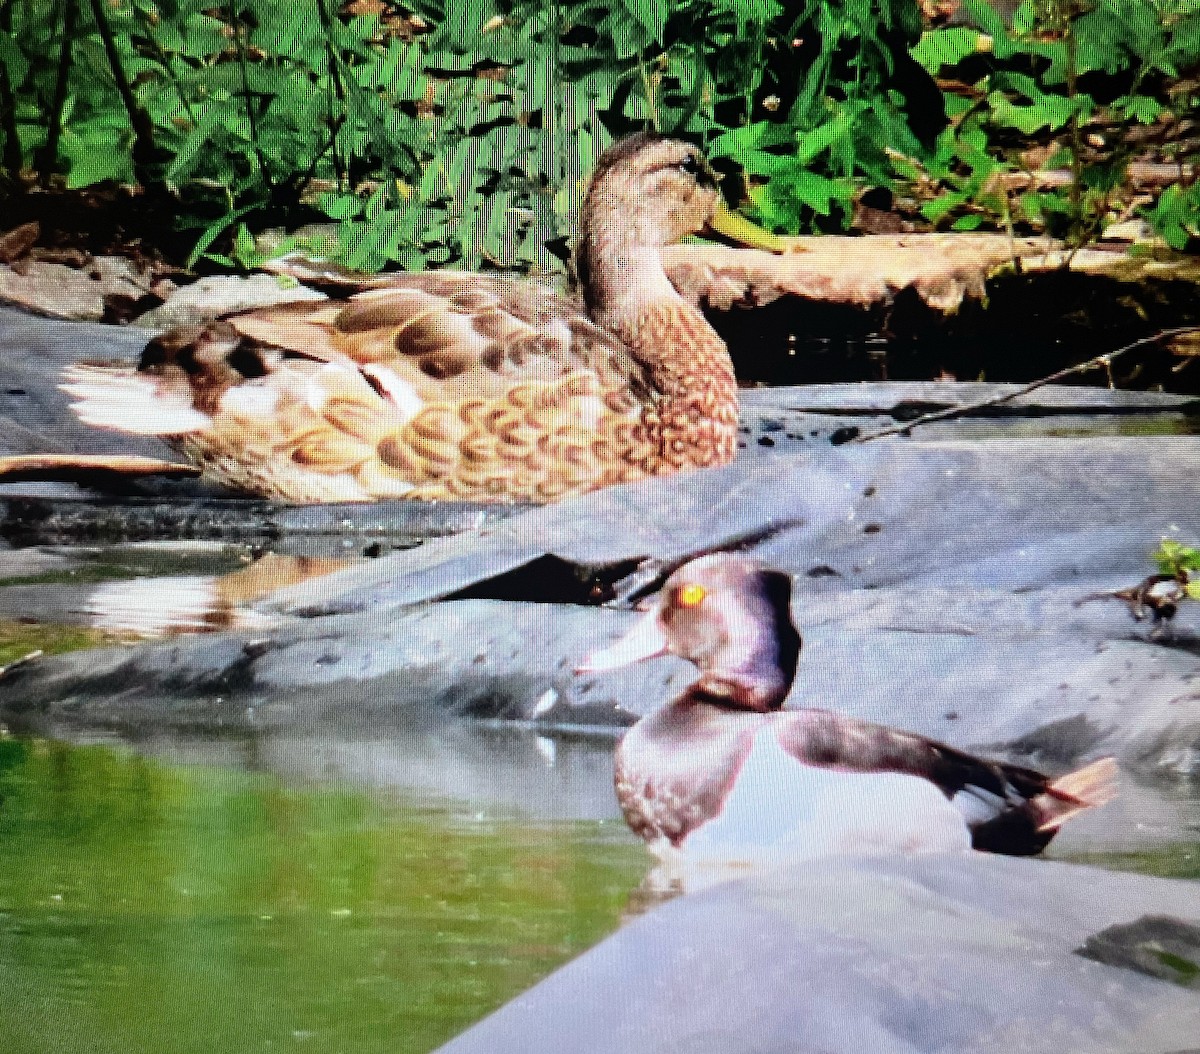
[{"left": 0, "top": 737, "right": 645, "bottom": 1054}]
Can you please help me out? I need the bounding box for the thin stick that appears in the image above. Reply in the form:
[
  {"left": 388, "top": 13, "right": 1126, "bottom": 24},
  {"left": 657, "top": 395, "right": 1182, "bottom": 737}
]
[
  {"left": 228, "top": 1, "right": 274, "bottom": 192},
  {"left": 0, "top": 0, "right": 22, "bottom": 176},
  {"left": 850, "top": 327, "right": 1200, "bottom": 444},
  {"left": 85, "top": 0, "right": 158, "bottom": 177},
  {"left": 38, "top": 0, "right": 79, "bottom": 183}
]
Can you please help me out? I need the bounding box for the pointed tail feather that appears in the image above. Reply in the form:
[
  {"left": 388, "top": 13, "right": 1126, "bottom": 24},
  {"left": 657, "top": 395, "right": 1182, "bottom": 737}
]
[
  {"left": 62, "top": 364, "right": 212, "bottom": 436},
  {"left": 1034, "top": 757, "right": 1119, "bottom": 832}
]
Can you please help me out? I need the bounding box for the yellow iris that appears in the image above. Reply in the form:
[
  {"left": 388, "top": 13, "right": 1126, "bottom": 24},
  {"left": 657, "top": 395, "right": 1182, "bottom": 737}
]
[{"left": 677, "top": 583, "right": 707, "bottom": 608}]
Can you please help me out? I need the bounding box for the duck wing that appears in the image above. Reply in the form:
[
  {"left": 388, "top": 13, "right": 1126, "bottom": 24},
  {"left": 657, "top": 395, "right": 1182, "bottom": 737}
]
[
  {"left": 771, "top": 709, "right": 1116, "bottom": 856},
  {"left": 64, "top": 274, "right": 656, "bottom": 501}
]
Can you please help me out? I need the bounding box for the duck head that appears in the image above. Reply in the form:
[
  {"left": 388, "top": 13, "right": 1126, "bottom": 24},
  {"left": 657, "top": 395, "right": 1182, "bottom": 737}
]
[
  {"left": 579, "top": 134, "right": 721, "bottom": 257},
  {"left": 578, "top": 555, "right": 802, "bottom": 712},
  {"left": 577, "top": 134, "right": 793, "bottom": 333}
]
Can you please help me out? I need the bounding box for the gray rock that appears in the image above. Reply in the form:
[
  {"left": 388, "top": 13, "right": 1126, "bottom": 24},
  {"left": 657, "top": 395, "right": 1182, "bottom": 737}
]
[
  {"left": 0, "top": 259, "right": 149, "bottom": 321},
  {"left": 132, "top": 274, "right": 325, "bottom": 330},
  {"left": 436, "top": 852, "right": 1200, "bottom": 1054},
  {"left": 0, "top": 305, "right": 162, "bottom": 460},
  {"left": 1078, "top": 914, "right": 1200, "bottom": 988},
  {"left": 4, "top": 437, "right": 1199, "bottom": 789}
]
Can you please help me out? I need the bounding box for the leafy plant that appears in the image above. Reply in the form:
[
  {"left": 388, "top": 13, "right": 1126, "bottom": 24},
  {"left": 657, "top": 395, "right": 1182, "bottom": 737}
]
[
  {"left": 0, "top": 0, "right": 950, "bottom": 270},
  {"left": 915, "top": 0, "right": 1200, "bottom": 246},
  {"left": 0, "top": 0, "right": 1196, "bottom": 270},
  {"left": 1155, "top": 539, "right": 1200, "bottom": 596}
]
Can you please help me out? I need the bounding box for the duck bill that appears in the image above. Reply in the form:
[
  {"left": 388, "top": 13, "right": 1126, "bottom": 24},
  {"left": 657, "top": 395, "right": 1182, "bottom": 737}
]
[
  {"left": 575, "top": 610, "right": 669, "bottom": 673},
  {"left": 705, "top": 202, "right": 797, "bottom": 253}
]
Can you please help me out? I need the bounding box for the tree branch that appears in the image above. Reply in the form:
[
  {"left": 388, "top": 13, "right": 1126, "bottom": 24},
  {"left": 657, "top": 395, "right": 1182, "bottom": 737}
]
[{"left": 849, "top": 327, "right": 1200, "bottom": 444}]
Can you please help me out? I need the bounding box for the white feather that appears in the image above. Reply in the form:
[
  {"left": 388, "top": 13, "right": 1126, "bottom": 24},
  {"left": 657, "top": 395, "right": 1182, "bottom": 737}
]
[
  {"left": 220, "top": 382, "right": 281, "bottom": 418},
  {"left": 88, "top": 576, "right": 222, "bottom": 636},
  {"left": 360, "top": 364, "right": 424, "bottom": 422},
  {"left": 573, "top": 395, "right": 605, "bottom": 431},
  {"left": 682, "top": 731, "right": 971, "bottom": 874},
  {"left": 88, "top": 575, "right": 277, "bottom": 636},
  {"left": 62, "top": 366, "right": 212, "bottom": 435}
]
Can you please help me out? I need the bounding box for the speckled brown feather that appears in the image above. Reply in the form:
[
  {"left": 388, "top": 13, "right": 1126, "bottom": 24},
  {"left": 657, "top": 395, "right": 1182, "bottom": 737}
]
[
  {"left": 615, "top": 704, "right": 761, "bottom": 847},
  {"left": 62, "top": 137, "right": 742, "bottom": 503}
]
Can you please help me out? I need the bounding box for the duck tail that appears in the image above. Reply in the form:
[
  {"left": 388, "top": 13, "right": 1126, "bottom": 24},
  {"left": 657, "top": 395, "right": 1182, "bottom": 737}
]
[
  {"left": 62, "top": 364, "right": 212, "bottom": 436},
  {"left": 1033, "top": 757, "right": 1119, "bottom": 832}
]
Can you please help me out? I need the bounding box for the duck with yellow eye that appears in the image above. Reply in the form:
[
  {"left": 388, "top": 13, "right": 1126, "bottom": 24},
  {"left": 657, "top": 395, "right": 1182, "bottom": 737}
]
[
  {"left": 578, "top": 554, "right": 1117, "bottom": 889},
  {"left": 62, "top": 134, "right": 789, "bottom": 504}
]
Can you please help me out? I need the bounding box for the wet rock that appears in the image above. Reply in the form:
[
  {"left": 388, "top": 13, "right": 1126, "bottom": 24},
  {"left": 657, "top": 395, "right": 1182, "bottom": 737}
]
[
  {"left": 436, "top": 853, "right": 1200, "bottom": 1054},
  {"left": 1078, "top": 914, "right": 1200, "bottom": 989},
  {"left": 0, "top": 306, "right": 174, "bottom": 463},
  {"left": 4, "top": 437, "right": 1200, "bottom": 787},
  {"left": 0, "top": 493, "right": 519, "bottom": 549}
]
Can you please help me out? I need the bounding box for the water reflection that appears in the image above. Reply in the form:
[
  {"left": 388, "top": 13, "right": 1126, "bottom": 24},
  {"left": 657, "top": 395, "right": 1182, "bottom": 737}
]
[
  {"left": 0, "top": 737, "right": 645, "bottom": 1054},
  {"left": 0, "top": 545, "right": 359, "bottom": 639},
  {"left": 87, "top": 553, "right": 357, "bottom": 636}
]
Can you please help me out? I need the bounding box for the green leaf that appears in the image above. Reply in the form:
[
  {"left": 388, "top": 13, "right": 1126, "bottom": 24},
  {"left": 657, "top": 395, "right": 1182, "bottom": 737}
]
[
  {"left": 187, "top": 204, "right": 258, "bottom": 268},
  {"left": 912, "top": 28, "right": 980, "bottom": 73},
  {"left": 987, "top": 90, "right": 1076, "bottom": 134},
  {"left": 1145, "top": 184, "right": 1200, "bottom": 251},
  {"left": 320, "top": 192, "right": 365, "bottom": 221},
  {"left": 1155, "top": 540, "right": 1200, "bottom": 576},
  {"left": 961, "top": 0, "right": 1008, "bottom": 44},
  {"left": 165, "top": 102, "right": 232, "bottom": 184},
  {"left": 787, "top": 170, "right": 844, "bottom": 216},
  {"left": 620, "top": 0, "right": 668, "bottom": 41},
  {"left": 59, "top": 127, "right": 136, "bottom": 187},
  {"left": 922, "top": 189, "right": 970, "bottom": 224},
  {"left": 1117, "top": 94, "right": 1164, "bottom": 124},
  {"left": 600, "top": 10, "right": 652, "bottom": 60},
  {"left": 230, "top": 223, "right": 264, "bottom": 269},
  {"left": 0, "top": 36, "right": 31, "bottom": 85}
]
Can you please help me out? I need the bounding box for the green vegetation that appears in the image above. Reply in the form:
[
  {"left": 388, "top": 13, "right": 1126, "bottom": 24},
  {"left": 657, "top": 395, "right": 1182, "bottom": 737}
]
[
  {"left": 916, "top": 0, "right": 1200, "bottom": 246},
  {"left": 1065, "top": 840, "right": 1200, "bottom": 880},
  {"left": 0, "top": 0, "right": 1197, "bottom": 270},
  {"left": 0, "top": 618, "right": 127, "bottom": 667},
  {"left": 1154, "top": 539, "right": 1200, "bottom": 602}
]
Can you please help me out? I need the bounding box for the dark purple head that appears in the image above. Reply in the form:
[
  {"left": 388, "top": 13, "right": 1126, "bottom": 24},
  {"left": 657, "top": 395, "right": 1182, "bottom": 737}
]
[{"left": 578, "top": 555, "right": 801, "bottom": 711}]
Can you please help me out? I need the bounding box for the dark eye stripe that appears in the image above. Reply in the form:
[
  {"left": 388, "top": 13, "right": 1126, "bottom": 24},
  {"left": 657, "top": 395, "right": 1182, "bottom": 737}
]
[{"left": 651, "top": 155, "right": 702, "bottom": 176}]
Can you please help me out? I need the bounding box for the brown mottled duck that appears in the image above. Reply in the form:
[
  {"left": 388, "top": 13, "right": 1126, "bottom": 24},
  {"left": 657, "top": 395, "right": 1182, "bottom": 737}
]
[{"left": 63, "top": 134, "right": 776, "bottom": 503}]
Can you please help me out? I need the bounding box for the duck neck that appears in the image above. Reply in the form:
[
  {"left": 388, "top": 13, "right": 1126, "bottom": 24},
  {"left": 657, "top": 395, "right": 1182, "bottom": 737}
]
[
  {"left": 578, "top": 236, "right": 739, "bottom": 471},
  {"left": 686, "top": 667, "right": 788, "bottom": 713}
]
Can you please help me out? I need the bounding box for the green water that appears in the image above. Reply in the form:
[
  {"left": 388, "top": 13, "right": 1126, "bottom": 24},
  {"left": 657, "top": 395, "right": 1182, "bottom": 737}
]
[{"left": 0, "top": 737, "right": 646, "bottom": 1054}]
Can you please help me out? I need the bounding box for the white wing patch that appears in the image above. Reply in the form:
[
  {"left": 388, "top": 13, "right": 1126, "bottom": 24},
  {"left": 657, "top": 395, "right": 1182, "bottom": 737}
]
[
  {"left": 219, "top": 381, "right": 281, "bottom": 419},
  {"left": 88, "top": 575, "right": 221, "bottom": 636},
  {"left": 951, "top": 785, "right": 1010, "bottom": 827},
  {"left": 360, "top": 364, "right": 424, "bottom": 421},
  {"left": 572, "top": 395, "right": 606, "bottom": 431},
  {"left": 682, "top": 729, "right": 972, "bottom": 874},
  {"left": 88, "top": 575, "right": 277, "bottom": 636}
]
